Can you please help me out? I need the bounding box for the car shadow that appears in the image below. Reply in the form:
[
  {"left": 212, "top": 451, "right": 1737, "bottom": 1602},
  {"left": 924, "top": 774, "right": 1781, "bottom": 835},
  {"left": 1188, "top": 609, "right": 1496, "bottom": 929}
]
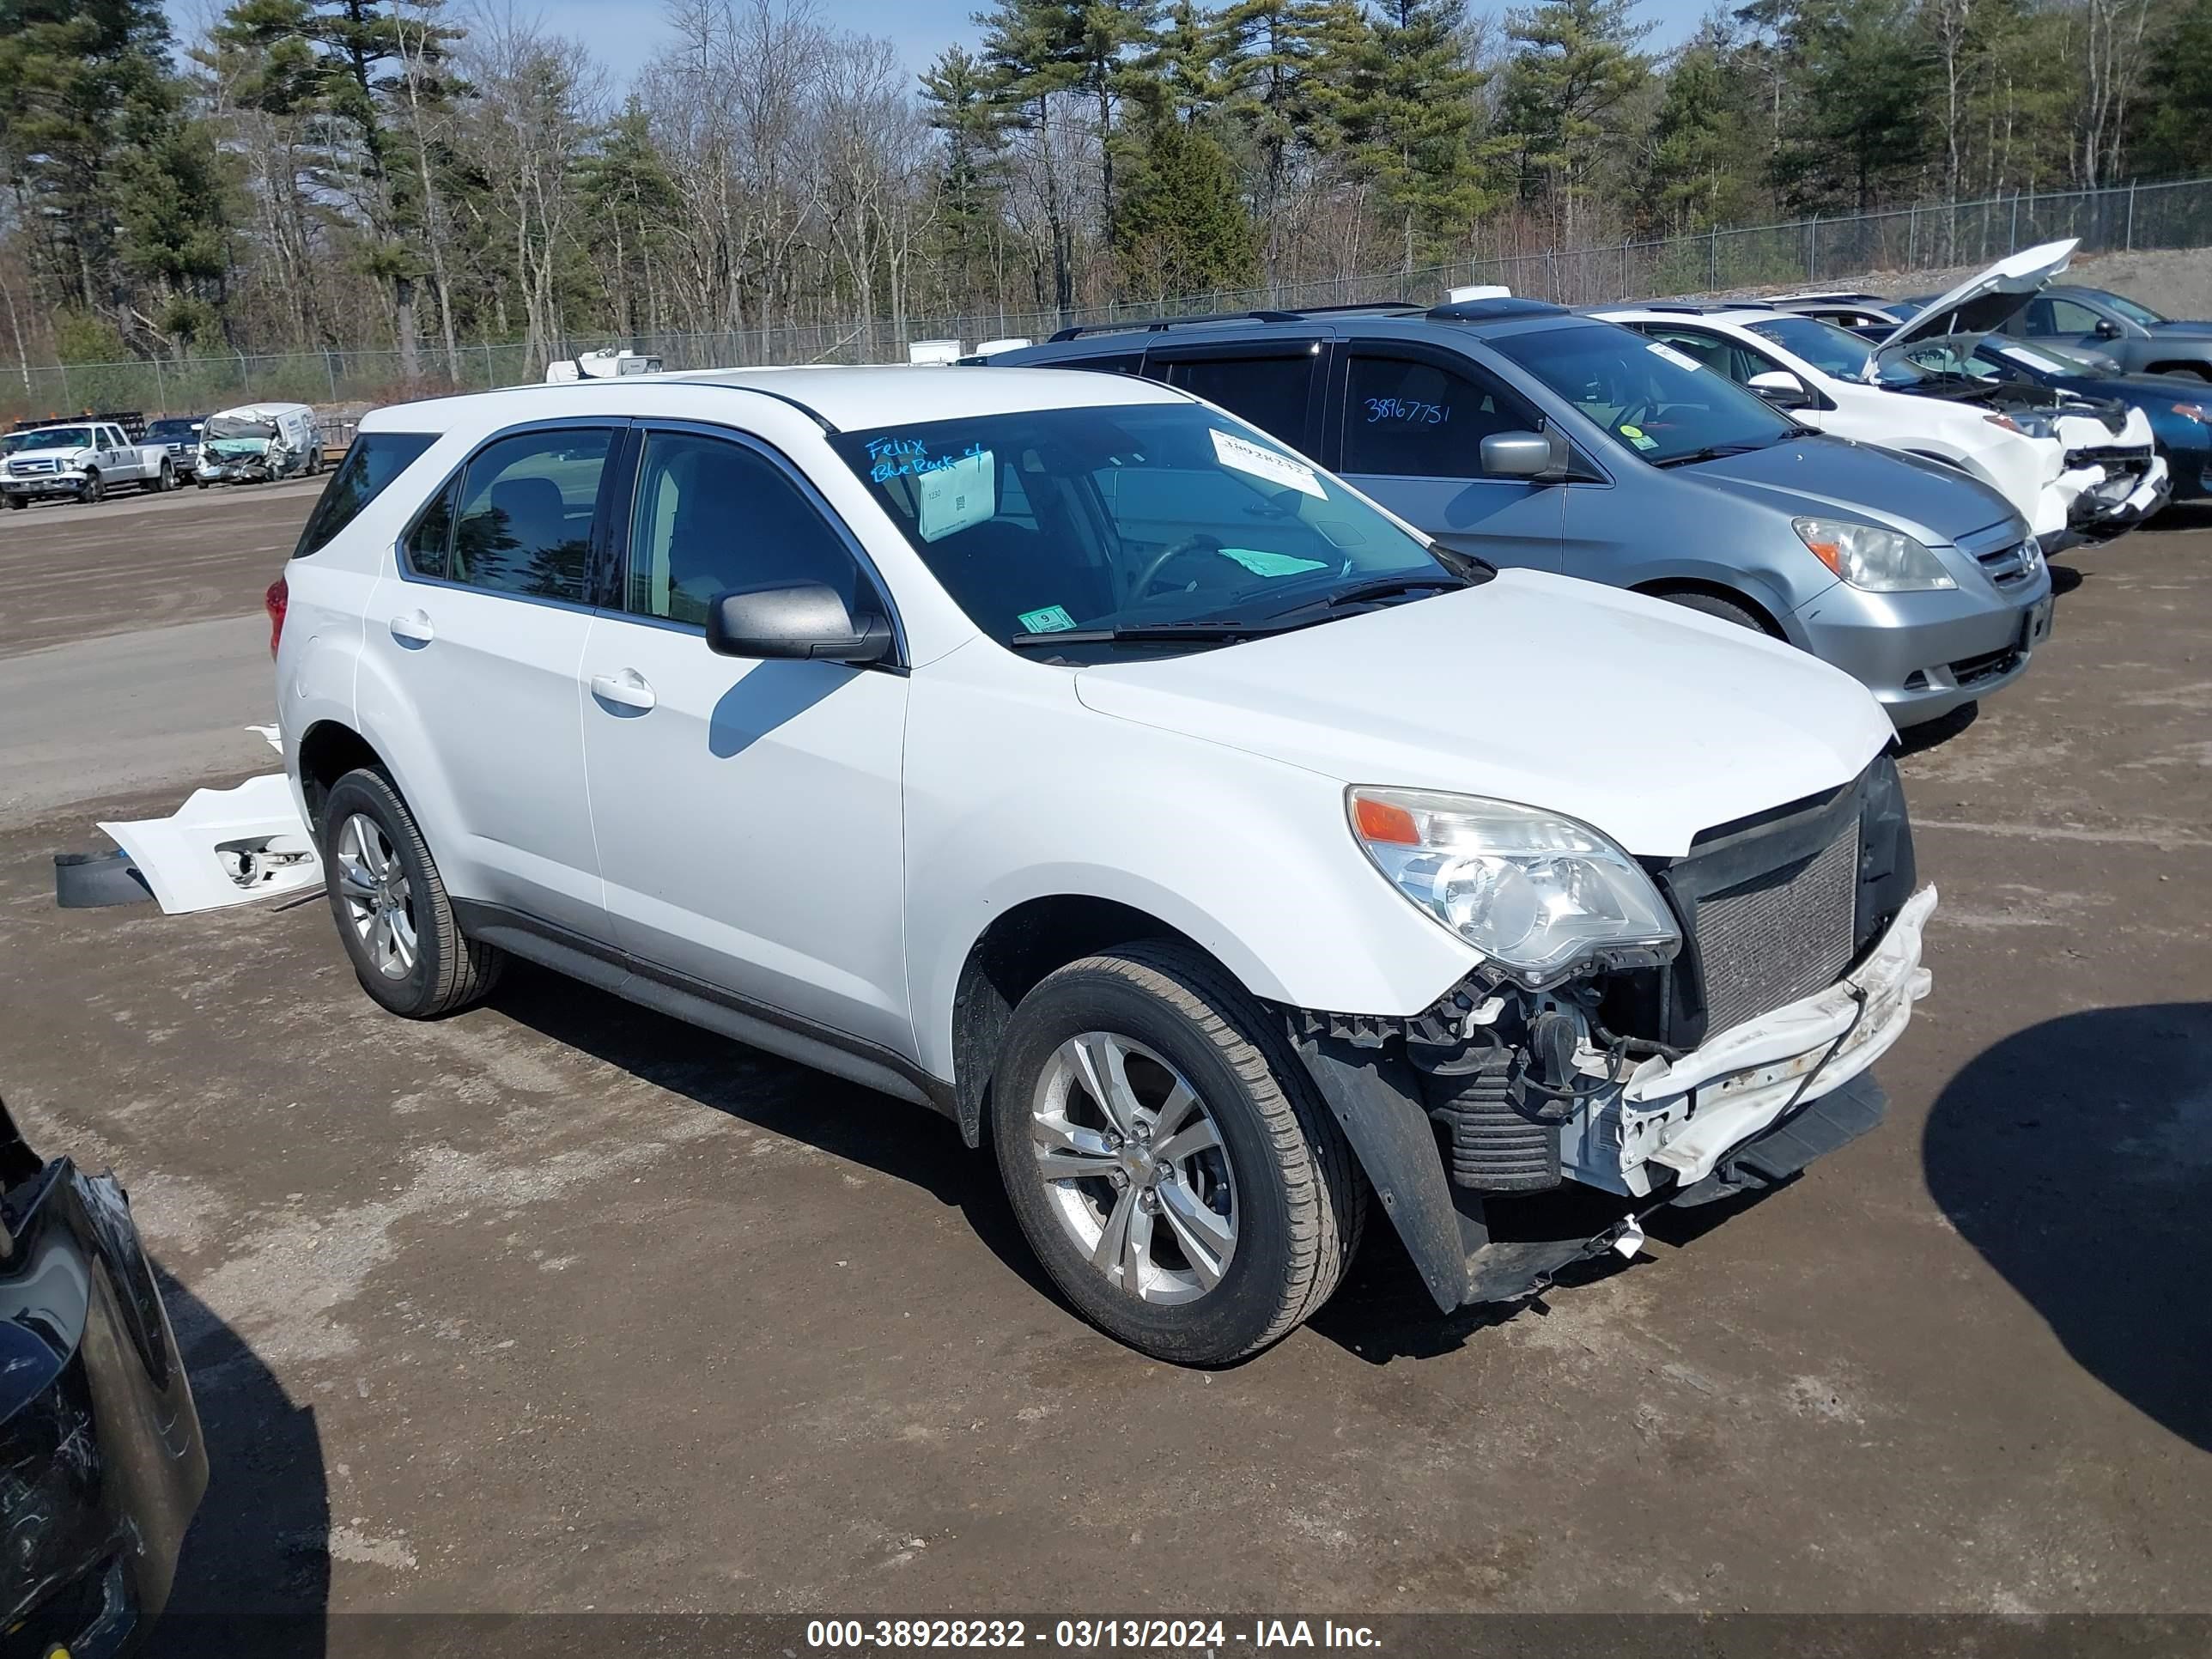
[
  {"left": 149, "top": 1267, "right": 328, "bottom": 1656},
  {"left": 1895, "top": 698, "right": 1981, "bottom": 755},
  {"left": 2045, "top": 559, "right": 2085, "bottom": 595},
  {"left": 1923, "top": 1002, "right": 2212, "bottom": 1453},
  {"left": 483, "top": 962, "right": 1064, "bottom": 1308},
  {"left": 2134, "top": 501, "right": 2212, "bottom": 534}
]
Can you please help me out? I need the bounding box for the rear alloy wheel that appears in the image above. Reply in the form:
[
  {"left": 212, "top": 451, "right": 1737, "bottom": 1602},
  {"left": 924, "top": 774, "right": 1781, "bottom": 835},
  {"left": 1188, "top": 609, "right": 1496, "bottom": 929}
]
[
  {"left": 154, "top": 459, "right": 174, "bottom": 493},
  {"left": 994, "top": 941, "right": 1364, "bottom": 1365},
  {"left": 319, "top": 768, "right": 503, "bottom": 1018}
]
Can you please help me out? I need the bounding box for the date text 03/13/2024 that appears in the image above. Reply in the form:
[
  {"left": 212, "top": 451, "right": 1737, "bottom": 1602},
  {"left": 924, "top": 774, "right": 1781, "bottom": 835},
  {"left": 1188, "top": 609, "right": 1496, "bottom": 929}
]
[{"left": 805, "top": 1620, "right": 1383, "bottom": 1650}]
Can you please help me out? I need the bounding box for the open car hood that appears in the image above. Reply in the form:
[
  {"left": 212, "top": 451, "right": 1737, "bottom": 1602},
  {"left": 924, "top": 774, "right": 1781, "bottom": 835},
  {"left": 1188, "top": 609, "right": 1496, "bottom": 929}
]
[{"left": 1878, "top": 238, "right": 2078, "bottom": 356}]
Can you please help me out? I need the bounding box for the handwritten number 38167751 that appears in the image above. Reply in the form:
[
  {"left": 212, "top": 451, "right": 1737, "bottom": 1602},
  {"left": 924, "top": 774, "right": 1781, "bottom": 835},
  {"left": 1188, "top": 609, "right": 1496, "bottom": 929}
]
[{"left": 1364, "top": 398, "right": 1451, "bottom": 426}]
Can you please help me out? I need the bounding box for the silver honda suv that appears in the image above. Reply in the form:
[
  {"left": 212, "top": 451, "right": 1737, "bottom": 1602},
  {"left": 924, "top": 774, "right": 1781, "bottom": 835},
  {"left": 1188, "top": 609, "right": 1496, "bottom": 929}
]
[{"left": 991, "top": 300, "right": 2055, "bottom": 727}]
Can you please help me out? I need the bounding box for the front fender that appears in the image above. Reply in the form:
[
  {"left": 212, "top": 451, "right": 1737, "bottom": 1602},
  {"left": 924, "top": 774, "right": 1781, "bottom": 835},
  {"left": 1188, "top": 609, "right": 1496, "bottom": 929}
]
[{"left": 902, "top": 652, "right": 1480, "bottom": 1083}]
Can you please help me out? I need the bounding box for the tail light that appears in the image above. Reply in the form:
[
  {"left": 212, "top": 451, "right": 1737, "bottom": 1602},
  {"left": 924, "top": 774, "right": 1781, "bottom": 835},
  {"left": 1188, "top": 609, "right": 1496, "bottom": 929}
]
[{"left": 264, "top": 574, "right": 289, "bottom": 659}]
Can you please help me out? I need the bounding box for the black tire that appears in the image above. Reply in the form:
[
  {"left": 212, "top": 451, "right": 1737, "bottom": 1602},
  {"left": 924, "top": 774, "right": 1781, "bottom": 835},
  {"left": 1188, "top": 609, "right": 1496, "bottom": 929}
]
[
  {"left": 79, "top": 471, "right": 103, "bottom": 505},
  {"left": 1656, "top": 590, "right": 1771, "bottom": 634},
  {"left": 196, "top": 478, "right": 209, "bottom": 489},
  {"left": 151, "top": 460, "right": 174, "bottom": 494},
  {"left": 5, "top": 495, "right": 23, "bottom": 510},
  {"left": 318, "top": 767, "right": 503, "bottom": 1018},
  {"left": 991, "top": 940, "right": 1365, "bottom": 1365}
]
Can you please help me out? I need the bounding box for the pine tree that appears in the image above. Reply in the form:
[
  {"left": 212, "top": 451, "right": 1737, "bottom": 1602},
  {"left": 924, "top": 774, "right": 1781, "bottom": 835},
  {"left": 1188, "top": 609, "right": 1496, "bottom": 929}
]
[
  {"left": 1740, "top": 0, "right": 1933, "bottom": 210},
  {"left": 2126, "top": 0, "right": 2210, "bottom": 175},
  {"left": 1217, "top": 0, "right": 1360, "bottom": 264},
  {"left": 1148, "top": 1, "right": 1231, "bottom": 124},
  {"left": 922, "top": 46, "right": 1013, "bottom": 298},
  {"left": 214, "top": 0, "right": 467, "bottom": 379},
  {"left": 1115, "top": 112, "right": 1261, "bottom": 299},
  {"left": 1344, "top": 0, "right": 1487, "bottom": 269},
  {"left": 1493, "top": 0, "right": 1651, "bottom": 244},
  {"left": 1075, "top": 0, "right": 1164, "bottom": 245},
  {"left": 0, "top": 0, "right": 218, "bottom": 342},
  {"left": 975, "top": 0, "right": 1086, "bottom": 318},
  {"left": 1641, "top": 28, "right": 1753, "bottom": 234},
  {"left": 577, "top": 102, "right": 680, "bottom": 339}
]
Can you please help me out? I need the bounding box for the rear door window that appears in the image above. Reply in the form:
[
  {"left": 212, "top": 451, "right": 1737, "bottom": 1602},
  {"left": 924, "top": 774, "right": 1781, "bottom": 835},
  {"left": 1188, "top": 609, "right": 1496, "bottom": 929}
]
[
  {"left": 409, "top": 428, "right": 617, "bottom": 602},
  {"left": 1159, "top": 350, "right": 1319, "bottom": 449},
  {"left": 294, "top": 432, "right": 440, "bottom": 557},
  {"left": 1340, "top": 350, "right": 1542, "bottom": 477}
]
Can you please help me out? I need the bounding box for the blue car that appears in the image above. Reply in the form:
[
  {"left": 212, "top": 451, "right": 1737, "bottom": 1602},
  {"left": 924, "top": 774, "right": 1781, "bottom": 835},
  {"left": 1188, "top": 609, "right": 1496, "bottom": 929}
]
[{"left": 1901, "top": 335, "right": 2212, "bottom": 501}]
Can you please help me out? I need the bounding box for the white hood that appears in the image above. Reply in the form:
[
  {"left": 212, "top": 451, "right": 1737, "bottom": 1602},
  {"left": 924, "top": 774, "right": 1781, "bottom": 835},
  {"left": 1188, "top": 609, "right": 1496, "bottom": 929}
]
[
  {"left": 1880, "top": 238, "right": 2078, "bottom": 355},
  {"left": 1073, "top": 572, "right": 1894, "bottom": 859}
]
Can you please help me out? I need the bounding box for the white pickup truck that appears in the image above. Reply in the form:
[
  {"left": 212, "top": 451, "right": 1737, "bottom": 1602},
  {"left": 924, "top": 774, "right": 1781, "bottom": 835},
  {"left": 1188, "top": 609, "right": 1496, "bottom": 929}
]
[{"left": 2, "top": 420, "right": 178, "bottom": 507}]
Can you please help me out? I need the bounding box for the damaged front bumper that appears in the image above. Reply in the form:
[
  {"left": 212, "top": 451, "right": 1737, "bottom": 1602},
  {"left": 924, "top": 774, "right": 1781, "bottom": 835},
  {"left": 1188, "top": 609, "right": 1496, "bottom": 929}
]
[
  {"left": 1291, "top": 875, "right": 1937, "bottom": 1316},
  {"left": 1563, "top": 885, "right": 1936, "bottom": 1194}
]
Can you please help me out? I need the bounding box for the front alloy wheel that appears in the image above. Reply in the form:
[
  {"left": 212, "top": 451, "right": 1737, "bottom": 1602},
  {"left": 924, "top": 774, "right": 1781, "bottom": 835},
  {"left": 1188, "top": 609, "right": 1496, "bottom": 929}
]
[
  {"left": 1030, "top": 1032, "right": 1237, "bottom": 1304},
  {"left": 333, "top": 811, "right": 418, "bottom": 979},
  {"left": 993, "top": 942, "right": 1364, "bottom": 1365}
]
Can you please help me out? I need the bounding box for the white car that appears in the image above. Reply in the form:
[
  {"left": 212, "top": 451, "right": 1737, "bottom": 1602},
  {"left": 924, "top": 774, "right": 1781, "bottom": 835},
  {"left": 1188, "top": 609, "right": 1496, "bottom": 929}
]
[
  {"left": 2, "top": 420, "right": 178, "bottom": 507},
  {"left": 1595, "top": 243, "right": 2164, "bottom": 550},
  {"left": 272, "top": 367, "right": 1936, "bottom": 1364}
]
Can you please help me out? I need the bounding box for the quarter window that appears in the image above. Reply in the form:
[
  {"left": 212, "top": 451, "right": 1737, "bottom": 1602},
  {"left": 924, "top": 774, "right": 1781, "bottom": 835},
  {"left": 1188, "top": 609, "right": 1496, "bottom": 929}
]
[
  {"left": 1340, "top": 351, "right": 1540, "bottom": 477},
  {"left": 441, "top": 428, "right": 614, "bottom": 603},
  {"left": 1163, "top": 353, "right": 1316, "bottom": 440},
  {"left": 623, "top": 431, "right": 866, "bottom": 625},
  {"left": 294, "top": 432, "right": 439, "bottom": 558}
]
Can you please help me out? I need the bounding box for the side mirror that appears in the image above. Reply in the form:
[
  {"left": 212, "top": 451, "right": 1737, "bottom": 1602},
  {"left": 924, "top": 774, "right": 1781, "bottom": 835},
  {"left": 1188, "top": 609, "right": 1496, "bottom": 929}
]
[
  {"left": 2093, "top": 317, "right": 2123, "bottom": 339},
  {"left": 1480, "top": 430, "right": 1555, "bottom": 479},
  {"left": 705, "top": 581, "right": 891, "bottom": 665},
  {"left": 1747, "top": 368, "right": 1815, "bottom": 409}
]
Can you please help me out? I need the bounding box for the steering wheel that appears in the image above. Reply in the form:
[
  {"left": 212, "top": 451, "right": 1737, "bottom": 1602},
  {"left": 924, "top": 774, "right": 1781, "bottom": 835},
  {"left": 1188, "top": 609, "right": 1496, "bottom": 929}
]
[
  {"left": 1130, "top": 532, "right": 1223, "bottom": 599},
  {"left": 1614, "top": 398, "right": 1658, "bottom": 435}
]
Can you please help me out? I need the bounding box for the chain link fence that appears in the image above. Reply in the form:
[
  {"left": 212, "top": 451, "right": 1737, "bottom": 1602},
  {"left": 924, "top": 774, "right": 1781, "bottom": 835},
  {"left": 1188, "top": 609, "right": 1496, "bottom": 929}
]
[{"left": 7, "top": 175, "right": 2209, "bottom": 423}]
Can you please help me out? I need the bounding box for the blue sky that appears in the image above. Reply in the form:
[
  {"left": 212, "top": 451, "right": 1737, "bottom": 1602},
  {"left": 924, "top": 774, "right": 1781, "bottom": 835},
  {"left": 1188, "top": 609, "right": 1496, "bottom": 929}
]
[{"left": 167, "top": 0, "right": 1718, "bottom": 88}]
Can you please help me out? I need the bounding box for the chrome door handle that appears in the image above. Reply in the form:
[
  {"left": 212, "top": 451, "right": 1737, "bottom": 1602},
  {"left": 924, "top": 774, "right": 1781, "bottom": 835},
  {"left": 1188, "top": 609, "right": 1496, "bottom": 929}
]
[
  {"left": 590, "top": 670, "right": 656, "bottom": 712},
  {"left": 390, "top": 611, "right": 434, "bottom": 644}
]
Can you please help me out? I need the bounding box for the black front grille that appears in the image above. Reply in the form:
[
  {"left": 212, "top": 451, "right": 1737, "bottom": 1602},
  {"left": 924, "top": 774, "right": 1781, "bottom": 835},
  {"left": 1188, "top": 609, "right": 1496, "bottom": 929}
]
[
  {"left": 1692, "top": 829, "right": 1857, "bottom": 1034},
  {"left": 1951, "top": 644, "right": 2024, "bottom": 687},
  {"left": 1606, "top": 757, "right": 1917, "bottom": 1052}
]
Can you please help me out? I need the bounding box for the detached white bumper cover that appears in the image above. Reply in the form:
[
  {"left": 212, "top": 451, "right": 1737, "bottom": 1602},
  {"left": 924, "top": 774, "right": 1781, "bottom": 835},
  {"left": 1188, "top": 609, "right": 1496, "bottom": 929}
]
[{"left": 1613, "top": 885, "right": 1937, "bottom": 1188}]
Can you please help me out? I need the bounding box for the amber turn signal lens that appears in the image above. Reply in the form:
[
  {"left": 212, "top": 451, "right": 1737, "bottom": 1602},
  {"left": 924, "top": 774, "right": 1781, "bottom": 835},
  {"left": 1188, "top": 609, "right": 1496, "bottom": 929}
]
[{"left": 1352, "top": 795, "right": 1421, "bottom": 845}]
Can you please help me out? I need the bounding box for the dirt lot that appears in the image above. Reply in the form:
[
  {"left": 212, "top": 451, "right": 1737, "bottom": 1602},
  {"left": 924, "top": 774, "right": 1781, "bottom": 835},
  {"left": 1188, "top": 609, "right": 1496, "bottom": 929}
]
[{"left": 1, "top": 483, "right": 2207, "bottom": 1627}]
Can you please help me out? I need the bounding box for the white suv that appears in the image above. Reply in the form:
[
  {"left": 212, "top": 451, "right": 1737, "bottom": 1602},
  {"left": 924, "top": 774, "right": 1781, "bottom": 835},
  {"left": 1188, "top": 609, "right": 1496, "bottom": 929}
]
[{"left": 274, "top": 367, "right": 1936, "bottom": 1364}]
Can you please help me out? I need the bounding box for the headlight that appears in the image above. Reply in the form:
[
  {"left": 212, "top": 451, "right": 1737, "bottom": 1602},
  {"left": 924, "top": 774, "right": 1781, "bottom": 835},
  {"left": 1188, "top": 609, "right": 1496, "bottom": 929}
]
[
  {"left": 1347, "top": 788, "right": 1680, "bottom": 986},
  {"left": 1792, "top": 516, "right": 1957, "bottom": 592}
]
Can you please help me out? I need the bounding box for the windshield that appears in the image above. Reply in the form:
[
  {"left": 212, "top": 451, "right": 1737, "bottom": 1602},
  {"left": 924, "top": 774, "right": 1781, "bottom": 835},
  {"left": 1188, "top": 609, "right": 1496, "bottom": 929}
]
[
  {"left": 13, "top": 427, "right": 94, "bottom": 450},
  {"left": 1747, "top": 314, "right": 1928, "bottom": 387},
  {"left": 2100, "top": 292, "right": 2165, "bottom": 326},
  {"left": 146, "top": 420, "right": 200, "bottom": 441},
  {"left": 1489, "top": 320, "right": 1796, "bottom": 465},
  {"left": 831, "top": 403, "right": 1457, "bottom": 654},
  {"left": 1990, "top": 340, "right": 2091, "bottom": 376}
]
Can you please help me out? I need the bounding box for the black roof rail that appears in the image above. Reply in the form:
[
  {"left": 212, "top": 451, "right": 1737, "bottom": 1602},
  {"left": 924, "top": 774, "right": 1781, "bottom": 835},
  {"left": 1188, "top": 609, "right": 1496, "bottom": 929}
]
[{"left": 1045, "top": 300, "right": 1424, "bottom": 343}]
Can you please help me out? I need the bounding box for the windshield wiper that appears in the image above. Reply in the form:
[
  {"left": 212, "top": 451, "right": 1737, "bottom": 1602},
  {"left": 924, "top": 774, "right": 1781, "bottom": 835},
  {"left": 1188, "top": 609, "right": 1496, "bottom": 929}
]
[
  {"left": 1006, "top": 620, "right": 1290, "bottom": 648},
  {"left": 1314, "top": 571, "right": 1471, "bottom": 608},
  {"left": 1653, "top": 441, "right": 1771, "bottom": 469},
  {"left": 1006, "top": 572, "right": 1475, "bottom": 651}
]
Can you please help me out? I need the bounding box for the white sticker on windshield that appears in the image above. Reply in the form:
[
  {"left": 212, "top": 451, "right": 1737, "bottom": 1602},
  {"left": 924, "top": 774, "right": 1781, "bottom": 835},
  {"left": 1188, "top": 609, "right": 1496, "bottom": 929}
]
[
  {"left": 916, "top": 447, "right": 995, "bottom": 543},
  {"left": 1211, "top": 428, "right": 1325, "bottom": 499},
  {"left": 1647, "top": 341, "right": 1705, "bottom": 374}
]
